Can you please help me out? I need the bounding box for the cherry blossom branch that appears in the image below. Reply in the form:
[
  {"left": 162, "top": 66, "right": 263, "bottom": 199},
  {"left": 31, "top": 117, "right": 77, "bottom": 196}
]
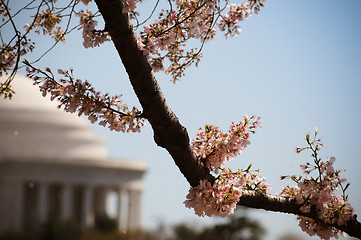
[
  {"left": 93, "top": 0, "right": 361, "bottom": 238},
  {"left": 1, "top": 0, "right": 77, "bottom": 97},
  {"left": 29, "top": 0, "right": 79, "bottom": 64},
  {"left": 134, "top": 0, "right": 265, "bottom": 82},
  {"left": 133, "top": 0, "right": 160, "bottom": 29},
  {"left": 24, "top": 61, "right": 146, "bottom": 133},
  {"left": 238, "top": 190, "right": 361, "bottom": 239},
  {"left": 278, "top": 129, "right": 356, "bottom": 239},
  {"left": 0, "top": 0, "right": 112, "bottom": 99},
  {"left": 94, "top": 0, "right": 214, "bottom": 186},
  {"left": 0, "top": 0, "right": 23, "bottom": 98},
  {"left": 153, "top": 1, "right": 206, "bottom": 38},
  {"left": 0, "top": 0, "right": 36, "bottom": 28},
  {"left": 2, "top": 0, "right": 359, "bottom": 238},
  {"left": 186, "top": 122, "right": 361, "bottom": 238}
]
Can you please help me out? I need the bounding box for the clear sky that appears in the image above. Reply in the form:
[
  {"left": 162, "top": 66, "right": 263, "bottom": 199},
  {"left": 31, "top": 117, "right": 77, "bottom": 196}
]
[{"left": 9, "top": 0, "right": 361, "bottom": 239}]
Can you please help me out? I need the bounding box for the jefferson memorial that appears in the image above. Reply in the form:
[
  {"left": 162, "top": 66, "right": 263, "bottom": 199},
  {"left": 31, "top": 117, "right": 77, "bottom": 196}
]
[{"left": 0, "top": 75, "right": 146, "bottom": 233}]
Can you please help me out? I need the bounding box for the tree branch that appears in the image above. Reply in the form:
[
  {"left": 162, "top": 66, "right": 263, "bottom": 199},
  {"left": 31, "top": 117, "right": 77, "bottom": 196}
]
[
  {"left": 93, "top": 0, "right": 361, "bottom": 238},
  {"left": 238, "top": 190, "right": 361, "bottom": 238},
  {"left": 93, "top": 0, "right": 213, "bottom": 187}
]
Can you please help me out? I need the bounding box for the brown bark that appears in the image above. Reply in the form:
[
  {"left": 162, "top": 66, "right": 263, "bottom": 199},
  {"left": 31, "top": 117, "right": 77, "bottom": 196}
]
[
  {"left": 93, "top": 0, "right": 361, "bottom": 238},
  {"left": 93, "top": 0, "right": 213, "bottom": 187}
]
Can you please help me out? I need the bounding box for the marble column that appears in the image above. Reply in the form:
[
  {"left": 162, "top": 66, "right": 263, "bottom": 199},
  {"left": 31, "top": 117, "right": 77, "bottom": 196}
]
[
  {"left": 134, "top": 191, "right": 142, "bottom": 229},
  {"left": 82, "top": 185, "right": 94, "bottom": 227},
  {"left": 117, "top": 187, "right": 127, "bottom": 231},
  {"left": 61, "top": 183, "right": 72, "bottom": 220},
  {"left": 38, "top": 183, "right": 48, "bottom": 222},
  {"left": 97, "top": 186, "right": 110, "bottom": 216},
  {"left": 127, "top": 190, "right": 141, "bottom": 230},
  {"left": 13, "top": 181, "right": 24, "bottom": 231}
]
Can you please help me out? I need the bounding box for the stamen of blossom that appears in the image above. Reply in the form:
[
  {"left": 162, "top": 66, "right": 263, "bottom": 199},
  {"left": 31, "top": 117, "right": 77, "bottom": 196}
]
[
  {"left": 25, "top": 66, "right": 146, "bottom": 133},
  {"left": 280, "top": 129, "right": 354, "bottom": 240}
]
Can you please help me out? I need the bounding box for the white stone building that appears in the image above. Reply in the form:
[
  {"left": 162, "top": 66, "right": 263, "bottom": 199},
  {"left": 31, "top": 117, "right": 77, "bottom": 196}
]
[{"left": 0, "top": 76, "right": 146, "bottom": 233}]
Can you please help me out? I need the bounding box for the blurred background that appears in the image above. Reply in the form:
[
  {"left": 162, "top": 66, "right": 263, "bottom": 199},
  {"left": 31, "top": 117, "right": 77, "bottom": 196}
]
[{"left": 1, "top": 0, "right": 360, "bottom": 239}]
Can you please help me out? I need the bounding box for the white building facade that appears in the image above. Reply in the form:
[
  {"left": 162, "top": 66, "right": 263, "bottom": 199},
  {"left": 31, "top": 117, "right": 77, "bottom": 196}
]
[{"left": 0, "top": 76, "right": 146, "bottom": 233}]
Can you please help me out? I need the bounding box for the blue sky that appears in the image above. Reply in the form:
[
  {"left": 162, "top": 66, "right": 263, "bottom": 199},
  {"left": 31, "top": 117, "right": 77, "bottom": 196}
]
[{"left": 9, "top": 0, "right": 361, "bottom": 239}]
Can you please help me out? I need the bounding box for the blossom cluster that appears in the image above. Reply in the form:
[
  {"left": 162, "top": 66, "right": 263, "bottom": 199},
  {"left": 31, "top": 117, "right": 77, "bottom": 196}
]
[
  {"left": 0, "top": 36, "right": 34, "bottom": 78},
  {"left": 33, "top": 9, "right": 61, "bottom": 35},
  {"left": 0, "top": 3, "right": 27, "bottom": 98},
  {"left": 280, "top": 128, "right": 354, "bottom": 240},
  {"left": 185, "top": 115, "right": 270, "bottom": 217},
  {"left": 24, "top": 8, "right": 66, "bottom": 42},
  {"left": 77, "top": 9, "right": 110, "bottom": 48},
  {"left": 217, "top": 0, "right": 266, "bottom": 38},
  {"left": 184, "top": 166, "right": 270, "bottom": 217},
  {"left": 0, "top": 44, "right": 16, "bottom": 75},
  {"left": 25, "top": 65, "right": 146, "bottom": 133},
  {"left": 137, "top": 2, "right": 215, "bottom": 81},
  {"left": 1, "top": 0, "right": 85, "bottom": 79},
  {"left": 22, "top": 0, "right": 108, "bottom": 46},
  {"left": 65, "top": 0, "right": 264, "bottom": 80},
  {"left": 135, "top": 0, "right": 265, "bottom": 82},
  {"left": 23, "top": 0, "right": 109, "bottom": 48},
  {"left": 0, "top": 1, "right": 10, "bottom": 21},
  {"left": 122, "top": 0, "right": 143, "bottom": 16},
  {"left": 191, "top": 115, "right": 262, "bottom": 172},
  {"left": 184, "top": 178, "right": 242, "bottom": 217}
]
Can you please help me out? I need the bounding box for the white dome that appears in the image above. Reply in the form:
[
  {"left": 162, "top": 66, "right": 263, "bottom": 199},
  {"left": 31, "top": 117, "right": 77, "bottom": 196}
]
[{"left": 0, "top": 75, "right": 106, "bottom": 161}]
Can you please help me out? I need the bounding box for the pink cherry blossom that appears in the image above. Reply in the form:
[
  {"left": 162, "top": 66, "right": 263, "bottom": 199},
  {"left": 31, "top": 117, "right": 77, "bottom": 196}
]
[
  {"left": 0, "top": 47, "right": 16, "bottom": 73},
  {"left": 2, "top": 1, "right": 357, "bottom": 238},
  {"left": 136, "top": 0, "right": 265, "bottom": 82},
  {"left": 280, "top": 129, "right": 354, "bottom": 239},
  {"left": 185, "top": 166, "right": 270, "bottom": 217},
  {"left": 191, "top": 115, "right": 261, "bottom": 172},
  {"left": 77, "top": 10, "right": 110, "bottom": 48},
  {"left": 185, "top": 115, "right": 270, "bottom": 217},
  {"left": 26, "top": 65, "right": 146, "bottom": 133},
  {"left": 184, "top": 178, "right": 242, "bottom": 217}
]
